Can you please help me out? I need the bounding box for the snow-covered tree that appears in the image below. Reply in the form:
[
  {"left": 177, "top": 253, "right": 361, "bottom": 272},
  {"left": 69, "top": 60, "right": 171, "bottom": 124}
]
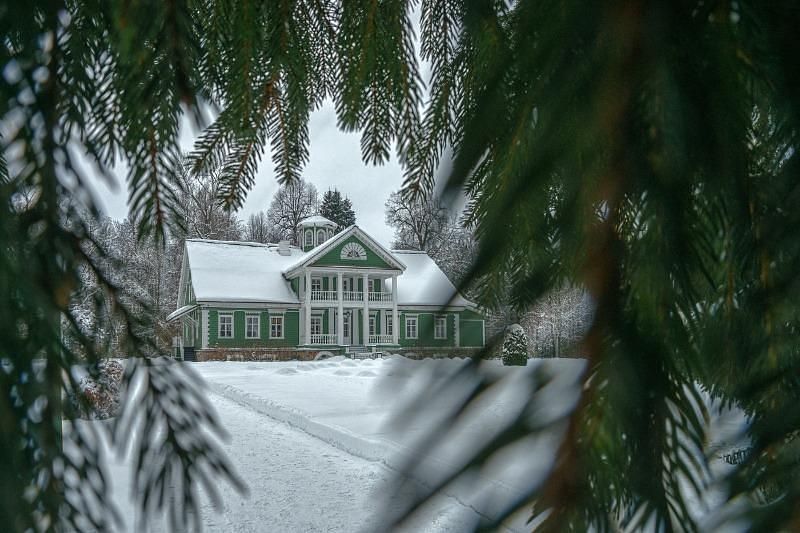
[
  {"left": 429, "top": 223, "right": 478, "bottom": 288},
  {"left": 385, "top": 190, "right": 449, "bottom": 254},
  {"left": 502, "top": 324, "right": 528, "bottom": 366},
  {"left": 319, "top": 188, "right": 356, "bottom": 231},
  {"left": 266, "top": 180, "right": 319, "bottom": 245},
  {"left": 176, "top": 162, "right": 243, "bottom": 241},
  {"left": 244, "top": 211, "right": 282, "bottom": 243},
  {"left": 522, "top": 287, "right": 593, "bottom": 358}
]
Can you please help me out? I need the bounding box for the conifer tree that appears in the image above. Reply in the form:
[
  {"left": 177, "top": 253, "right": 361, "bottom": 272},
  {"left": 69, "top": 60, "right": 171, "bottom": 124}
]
[
  {"left": 3, "top": 1, "right": 800, "bottom": 531},
  {"left": 319, "top": 188, "right": 356, "bottom": 231},
  {"left": 501, "top": 324, "right": 528, "bottom": 366}
]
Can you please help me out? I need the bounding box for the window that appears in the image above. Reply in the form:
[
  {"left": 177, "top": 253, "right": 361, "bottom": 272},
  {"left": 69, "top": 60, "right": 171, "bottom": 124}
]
[
  {"left": 343, "top": 313, "right": 350, "bottom": 337},
  {"left": 405, "top": 315, "right": 418, "bottom": 339},
  {"left": 245, "top": 314, "right": 260, "bottom": 339},
  {"left": 305, "top": 230, "right": 313, "bottom": 247},
  {"left": 343, "top": 278, "right": 351, "bottom": 292},
  {"left": 317, "top": 229, "right": 325, "bottom": 244},
  {"left": 270, "top": 315, "right": 284, "bottom": 339},
  {"left": 311, "top": 277, "right": 322, "bottom": 293},
  {"left": 311, "top": 316, "right": 322, "bottom": 335},
  {"left": 434, "top": 316, "right": 447, "bottom": 340},
  {"left": 369, "top": 315, "right": 376, "bottom": 336},
  {"left": 218, "top": 313, "right": 233, "bottom": 338},
  {"left": 386, "top": 314, "right": 393, "bottom": 336}
]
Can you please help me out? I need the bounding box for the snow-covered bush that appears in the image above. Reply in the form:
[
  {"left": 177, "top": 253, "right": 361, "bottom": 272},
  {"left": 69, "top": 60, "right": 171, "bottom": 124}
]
[
  {"left": 502, "top": 324, "right": 528, "bottom": 366},
  {"left": 67, "top": 359, "right": 124, "bottom": 419}
]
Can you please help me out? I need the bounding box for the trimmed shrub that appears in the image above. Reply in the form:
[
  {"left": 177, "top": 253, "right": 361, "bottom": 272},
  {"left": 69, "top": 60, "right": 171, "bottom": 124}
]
[{"left": 502, "top": 324, "right": 528, "bottom": 366}]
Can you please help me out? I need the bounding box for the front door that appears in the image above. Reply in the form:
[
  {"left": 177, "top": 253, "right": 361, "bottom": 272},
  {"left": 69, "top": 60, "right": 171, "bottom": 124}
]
[{"left": 343, "top": 311, "right": 351, "bottom": 345}]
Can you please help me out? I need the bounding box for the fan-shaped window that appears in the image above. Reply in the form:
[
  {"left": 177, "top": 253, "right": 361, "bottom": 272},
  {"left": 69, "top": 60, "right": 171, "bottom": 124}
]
[
  {"left": 305, "top": 230, "right": 313, "bottom": 246},
  {"left": 317, "top": 229, "right": 326, "bottom": 244},
  {"left": 340, "top": 242, "right": 367, "bottom": 260}
]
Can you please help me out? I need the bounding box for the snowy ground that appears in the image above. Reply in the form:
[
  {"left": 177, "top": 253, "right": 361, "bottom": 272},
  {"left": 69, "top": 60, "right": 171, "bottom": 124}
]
[{"left": 66, "top": 355, "right": 748, "bottom": 532}]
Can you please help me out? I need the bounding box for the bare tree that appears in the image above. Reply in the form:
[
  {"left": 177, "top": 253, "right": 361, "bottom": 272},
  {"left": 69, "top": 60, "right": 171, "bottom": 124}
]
[
  {"left": 384, "top": 191, "right": 449, "bottom": 253},
  {"left": 266, "top": 180, "right": 319, "bottom": 245},
  {"left": 243, "top": 211, "right": 280, "bottom": 243},
  {"left": 521, "top": 287, "right": 593, "bottom": 357},
  {"left": 176, "top": 162, "right": 243, "bottom": 241}
]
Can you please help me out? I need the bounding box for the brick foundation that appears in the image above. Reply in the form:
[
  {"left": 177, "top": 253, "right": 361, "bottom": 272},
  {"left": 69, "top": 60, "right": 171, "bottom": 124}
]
[
  {"left": 394, "top": 347, "right": 485, "bottom": 359},
  {"left": 196, "top": 348, "right": 341, "bottom": 362},
  {"left": 194, "top": 346, "right": 483, "bottom": 362}
]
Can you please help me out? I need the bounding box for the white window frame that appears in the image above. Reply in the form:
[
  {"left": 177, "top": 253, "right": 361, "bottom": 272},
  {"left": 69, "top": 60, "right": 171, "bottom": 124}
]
[
  {"left": 270, "top": 315, "right": 284, "bottom": 339},
  {"left": 218, "top": 313, "right": 233, "bottom": 338},
  {"left": 311, "top": 277, "right": 322, "bottom": 293},
  {"left": 310, "top": 315, "right": 322, "bottom": 336},
  {"left": 305, "top": 230, "right": 313, "bottom": 246},
  {"left": 405, "top": 315, "right": 418, "bottom": 339},
  {"left": 317, "top": 229, "right": 325, "bottom": 244},
  {"left": 369, "top": 314, "right": 376, "bottom": 336},
  {"left": 434, "top": 315, "right": 447, "bottom": 340},
  {"left": 343, "top": 278, "right": 351, "bottom": 292},
  {"left": 385, "top": 313, "right": 393, "bottom": 336},
  {"left": 343, "top": 312, "right": 351, "bottom": 337},
  {"left": 245, "top": 313, "right": 260, "bottom": 339}
]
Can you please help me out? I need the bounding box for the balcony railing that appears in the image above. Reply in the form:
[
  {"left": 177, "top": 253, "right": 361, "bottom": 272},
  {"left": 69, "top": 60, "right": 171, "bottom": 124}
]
[
  {"left": 310, "top": 290, "right": 337, "bottom": 302},
  {"left": 310, "top": 334, "right": 337, "bottom": 345},
  {"left": 308, "top": 290, "right": 395, "bottom": 304},
  {"left": 342, "top": 291, "right": 363, "bottom": 302},
  {"left": 368, "top": 334, "right": 394, "bottom": 345}
]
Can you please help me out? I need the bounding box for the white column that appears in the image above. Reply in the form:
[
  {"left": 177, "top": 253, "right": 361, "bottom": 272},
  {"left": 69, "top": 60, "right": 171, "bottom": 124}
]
[
  {"left": 304, "top": 269, "right": 311, "bottom": 345},
  {"left": 454, "top": 313, "right": 460, "bottom": 348},
  {"left": 362, "top": 273, "right": 369, "bottom": 345},
  {"left": 337, "top": 272, "right": 344, "bottom": 345},
  {"left": 201, "top": 309, "right": 209, "bottom": 349},
  {"left": 391, "top": 274, "right": 399, "bottom": 345}
]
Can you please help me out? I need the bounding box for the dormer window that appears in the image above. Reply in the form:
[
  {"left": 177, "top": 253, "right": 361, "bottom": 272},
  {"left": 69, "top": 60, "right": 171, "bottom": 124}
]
[
  {"left": 305, "top": 230, "right": 313, "bottom": 247},
  {"left": 317, "top": 229, "right": 326, "bottom": 244}
]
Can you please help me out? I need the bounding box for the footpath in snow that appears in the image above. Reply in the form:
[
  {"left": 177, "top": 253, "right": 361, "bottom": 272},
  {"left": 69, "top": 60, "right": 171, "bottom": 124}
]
[
  {"left": 196, "top": 356, "right": 588, "bottom": 531},
  {"left": 80, "top": 391, "right": 482, "bottom": 532}
]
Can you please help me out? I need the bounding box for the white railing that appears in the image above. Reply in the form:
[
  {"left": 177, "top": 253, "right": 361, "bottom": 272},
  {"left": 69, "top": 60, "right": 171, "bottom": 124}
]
[
  {"left": 342, "top": 291, "right": 363, "bottom": 302},
  {"left": 311, "top": 290, "right": 337, "bottom": 302},
  {"left": 368, "top": 334, "right": 393, "bottom": 345},
  {"left": 368, "top": 291, "right": 392, "bottom": 303},
  {"left": 310, "top": 334, "right": 337, "bottom": 345}
]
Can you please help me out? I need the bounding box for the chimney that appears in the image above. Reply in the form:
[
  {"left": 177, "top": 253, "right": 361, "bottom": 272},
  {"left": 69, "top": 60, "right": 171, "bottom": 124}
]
[{"left": 278, "top": 240, "right": 291, "bottom": 256}]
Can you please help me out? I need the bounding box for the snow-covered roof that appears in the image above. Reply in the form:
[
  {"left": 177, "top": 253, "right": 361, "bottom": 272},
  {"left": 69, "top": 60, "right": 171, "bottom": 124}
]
[
  {"left": 185, "top": 240, "right": 302, "bottom": 304},
  {"left": 298, "top": 215, "right": 336, "bottom": 227},
  {"left": 166, "top": 304, "right": 198, "bottom": 322},
  {"left": 389, "top": 251, "right": 474, "bottom": 308},
  {"left": 181, "top": 237, "right": 474, "bottom": 309}
]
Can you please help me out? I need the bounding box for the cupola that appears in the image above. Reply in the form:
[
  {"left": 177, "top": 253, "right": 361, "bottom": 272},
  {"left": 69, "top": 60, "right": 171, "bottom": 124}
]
[{"left": 297, "top": 215, "right": 337, "bottom": 252}]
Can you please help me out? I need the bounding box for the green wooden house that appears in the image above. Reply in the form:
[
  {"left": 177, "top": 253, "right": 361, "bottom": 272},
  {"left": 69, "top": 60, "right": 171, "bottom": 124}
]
[{"left": 168, "top": 216, "right": 485, "bottom": 360}]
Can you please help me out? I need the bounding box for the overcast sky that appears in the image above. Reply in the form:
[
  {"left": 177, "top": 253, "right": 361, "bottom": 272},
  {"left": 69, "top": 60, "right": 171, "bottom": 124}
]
[{"left": 86, "top": 101, "right": 406, "bottom": 247}]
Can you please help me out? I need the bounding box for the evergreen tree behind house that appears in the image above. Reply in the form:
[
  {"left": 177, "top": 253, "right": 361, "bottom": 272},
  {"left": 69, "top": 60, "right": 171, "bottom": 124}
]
[
  {"left": 168, "top": 215, "right": 486, "bottom": 360},
  {"left": 319, "top": 189, "right": 356, "bottom": 232}
]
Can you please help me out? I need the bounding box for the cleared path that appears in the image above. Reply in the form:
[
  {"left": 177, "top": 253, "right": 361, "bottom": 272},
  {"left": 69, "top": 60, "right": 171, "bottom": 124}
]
[{"left": 111, "top": 393, "right": 478, "bottom": 532}]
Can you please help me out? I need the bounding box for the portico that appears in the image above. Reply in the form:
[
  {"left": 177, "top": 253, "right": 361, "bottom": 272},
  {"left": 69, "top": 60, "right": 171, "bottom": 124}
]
[
  {"left": 284, "top": 219, "right": 406, "bottom": 349},
  {"left": 298, "top": 267, "right": 400, "bottom": 347}
]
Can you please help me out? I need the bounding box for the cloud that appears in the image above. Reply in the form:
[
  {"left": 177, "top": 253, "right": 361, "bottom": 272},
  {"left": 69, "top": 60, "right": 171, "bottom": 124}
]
[{"left": 82, "top": 100, "right": 404, "bottom": 247}]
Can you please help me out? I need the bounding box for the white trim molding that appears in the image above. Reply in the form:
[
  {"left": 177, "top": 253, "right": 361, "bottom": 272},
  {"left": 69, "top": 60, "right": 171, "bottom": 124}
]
[
  {"left": 405, "top": 314, "right": 418, "bottom": 339},
  {"left": 245, "top": 312, "right": 260, "bottom": 339}
]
